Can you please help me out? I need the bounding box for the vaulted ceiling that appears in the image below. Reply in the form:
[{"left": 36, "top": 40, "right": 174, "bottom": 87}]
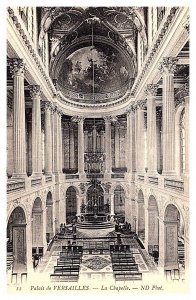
[{"left": 37, "top": 7, "right": 148, "bottom": 103}]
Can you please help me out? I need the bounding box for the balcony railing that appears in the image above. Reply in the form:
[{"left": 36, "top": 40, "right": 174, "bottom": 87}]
[
  {"left": 45, "top": 175, "right": 52, "bottom": 182},
  {"left": 111, "top": 173, "right": 125, "bottom": 179},
  {"left": 7, "top": 180, "right": 25, "bottom": 193},
  {"left": 138, "top": 175, "right": 145, "bottom": 181},
  {"left": 148, "top": 176, "right": 159, "bottom": 185},
  {"left": 164, "top": 178, "right": 184, "bottom": 192},
  {"left": 65, "top": 174, "right": 79, "bottom": 179},
  {"left": 31, "top": 177, "right": 42, "bottom": 186},
  {"left": 86, "top": 173, "right": 104, "bottom": 179}
]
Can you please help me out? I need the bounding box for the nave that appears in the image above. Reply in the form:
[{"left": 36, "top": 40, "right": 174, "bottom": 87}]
[{"left": 7, "top": 223, "right": 185, "bottom": 286}]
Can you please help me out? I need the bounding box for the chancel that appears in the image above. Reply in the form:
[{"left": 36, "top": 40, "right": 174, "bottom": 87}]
[{"left": 6, "top": 6, "right": 189, "bottom": 287}]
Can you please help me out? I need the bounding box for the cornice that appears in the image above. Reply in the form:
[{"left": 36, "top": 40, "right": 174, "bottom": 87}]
[{"left": 131, "top": 7, "right": 186, "bottom": 98}]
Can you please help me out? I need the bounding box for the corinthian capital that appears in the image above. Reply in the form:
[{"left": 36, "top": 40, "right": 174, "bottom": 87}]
[
  {"left": 8, "top": 58, "right": 26, "bottom": 77},
  {"left": 104, "top": 116, "right": 118, "bottom": 123},
  {"left": 158, "top": 57, "right": 178, "bottom": 75},
  {"left": 145, "top": 84, "right": 159, "bottom": 97},
  {"left": 136, "top": 100, "right": 147, "bottom": 110},
  {"left": 71, "top": 116, "right": 84, "bottom": 123},
  {"left": 44, "top": 101, "right": 53, "bottom": 112},
  {"left": 29, "top": 85, "right": 41, "bottom": 98}
]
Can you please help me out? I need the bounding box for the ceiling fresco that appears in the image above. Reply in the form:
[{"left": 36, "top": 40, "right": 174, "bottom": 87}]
[{"left": 57, "top": 42, "right": 130, "bottom": 94}]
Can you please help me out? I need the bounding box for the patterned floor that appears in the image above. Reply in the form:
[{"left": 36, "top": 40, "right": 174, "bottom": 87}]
[{"left": 35, "top": 230, "right": 158, "bottom": 280}]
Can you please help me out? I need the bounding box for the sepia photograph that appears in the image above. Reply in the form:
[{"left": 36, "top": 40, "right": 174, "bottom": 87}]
[{"left": 4, "top": 1, "right": 191, "bottom": 295}]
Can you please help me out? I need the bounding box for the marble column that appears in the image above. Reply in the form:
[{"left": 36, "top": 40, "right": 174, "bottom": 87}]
[
  {"left": 156, "top": 109, "right": 162, "bottom": 173},
  {"left": 9, "top": 58, "right": 26, "bottom": 178},
  {"left": 30, "top": 85, "right": 42, "bottom": 176},
  {"left": 53, "top": 106, "right": 60, "bottom": 173},
  {"left": 44, "top": 102, "right": 52, "bottom": 174},
  {"left": 100, "top": 130, "right": 105, "bottom": 153},
  {"left": 159, "top": 57, "right": 178, "bottom": 176},
  {"left": 126, "top": 106, "right": 136, "bottom": 173},
  {"left": 51, "top": 109, "right": 55, "bottom": 173},
  {"left": 84, "top": 130, "right": 88, "bottom": 152},
  {"left": 69, "top": 123, "right": 75, "bottom": 169},
  {"left": 104, "top": 117, "right": 112, "bottom": 173},
  {"left": 184, "top": 90, "right": 189, "bottom": 176},
  {"left": 145, "top": 84, "right": 158, "bottom": 174},
  {"left": 71, "top": 116, "right": 85, "bottom": 174},
  {"left": 114, "top": 123, "right": 120, "bottom": 168},
  {"left": 92, "top": 125, "right": 97, "bottom": 153},
  {"left": 58, "top": 110, "right": 63, "bottom": 173},
  {"left": 136, "top": 101, "right": 146, "bottom": 173},
  {"left": 77, "top": 117, "right": 85, "bottom": 174}
]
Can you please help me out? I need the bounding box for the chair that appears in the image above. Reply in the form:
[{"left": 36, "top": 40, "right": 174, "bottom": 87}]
[
  {"left": 11, "top": 272, "right": 17, "bottom": 284},
  {"left": 173, "top": 269, "right": 180, "bottom": 281},
  {"left": 165, "top": 270, "right": 172, "bottom": 281},
  {"left": 21, "top": 272, "right": 27, "bottom": 283}
]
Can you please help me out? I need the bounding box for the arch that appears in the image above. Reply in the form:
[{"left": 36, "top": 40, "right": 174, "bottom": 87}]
[
  {"left": 7, "top": 206, "right": 27, "bottom": 270},
  {"left": 164, "top": 204, "right": 185, "bottom": 270},
  {"left": 138, "top": 189, "right": 144, "bottom": 202},
  {"left": 114, "top": 185, "right": 125, "bottom": 222},
  {"left": 111, "top": 182, "right": 128, "bottom": 197},
  {"left": 46, "top": 191, "right": 54, "bottom": 242},
  {"left": 32, "top": 197, "right": 43, "bottom": 249},
  {"left": 148, "top": 195, "right": 159, "bottom": 260},
  {"left": 86, "top": 184, "right": 104, "bottom": 214},
  {"left": 137, "top": 189, "right": 145, "bottom": 241},
  {"left": 66, "top": 186, "right": 77, "bottom": 223},
  {"left": 175, "top": 105, "right": 185, "bottom": 176}
]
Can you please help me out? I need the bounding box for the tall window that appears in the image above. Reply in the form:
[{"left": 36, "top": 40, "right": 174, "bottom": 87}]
[{"left": 180, "top": 108, "right": 185, "bottom": 175}]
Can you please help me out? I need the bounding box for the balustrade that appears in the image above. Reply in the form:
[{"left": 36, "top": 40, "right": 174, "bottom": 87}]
[{"left": 7, "top": 180, "right": 25, "bottom": 193}]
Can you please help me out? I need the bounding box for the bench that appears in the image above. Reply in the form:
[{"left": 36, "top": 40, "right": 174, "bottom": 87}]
[
  {"left": 54, "top": 266, "right": 79, "bottom": 274},
  {"left": 50, "top": 274, "right": 78, "bottom": 282},
  {"left": 113, "top": 265, "right": 139, "bottom": 272},
  {"left": 111, "top": 258, "right": 136, "bottom": 264},
  {"left": 114, "top": 272, "right": 142, "bottom": 281}
]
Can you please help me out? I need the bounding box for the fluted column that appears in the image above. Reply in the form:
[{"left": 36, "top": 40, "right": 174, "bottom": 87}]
[
  {"left": 126, "top": 106, "right": 136, "bottom": 173},
  {"left": 69, "top": 123, "right": 75, "bottom": 169},
  {"left": 100, "top": 130, "right": 105, "bottom": 152},
  {"left": 145, "top": 84, "right": 158, "bottom": 174},
  {"left": 136, "top": 101, "right": 146, "bottom": 173},
  {"left": 44, "top": 102, "right": 52, "bottom": 174},
  {"left": 159, "top": 57, "right": 178, "bottom": 176},
  {"left": 58, "top": 110, "right": 63, "bottom": 173},
  {"left": 184, "top": 85, "right": 189, "bottom": 176},
  {"left": 9, "top": 58, "right": 26, "bottom": 178},
  {"left": 114, "top": 123, "right": 120, "bottom": 168},
  {"left": 104, "top": 117, "right": 112, "bottom": 173},
  {"left": 78, "top": 117, "right": 85, "bottom": 174},
  {"left": 30, "top": 85, "right": 42, "bottom": 176},
  {"left": 84, "top": 130, "right": 88, "bottom": 152},
  {"left": 71, "top": 116, "right": 85, "bottom": 174},
  {"left": 53, "top": 106, "right": 59, "bottom": 173}
]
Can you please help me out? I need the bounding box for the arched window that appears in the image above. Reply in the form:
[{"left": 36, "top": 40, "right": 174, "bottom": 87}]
[{"left": 180, "top": 108, "right": 185, "bottom": 175}]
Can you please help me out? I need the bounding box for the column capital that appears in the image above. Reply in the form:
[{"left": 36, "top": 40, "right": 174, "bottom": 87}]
[
  {"left": 104, "top": 116, "right": 118, "bottom": 123},
  {"left": 158, "top": 57, "right": 178, "bottom": 75},
  {"left": 145, "top": 84, "right": 159, "bottom": 97},
  {"left": 43, "top": 101, "right": 53, "bottom": 112},
  {"left": 126, "top": 104, "right": 135, "bottom": 115},
  {"left": 8, "top": 58, "right": 26, "bottom": 77},
  {"left": 29, "top": 85, "right": 41, "bottom": 98},
  {"left": 71, "top": 116, "right": 84, "bottom": 123},
  {"left": 136, "top": 100, "right": 147, "bottom": 110}
]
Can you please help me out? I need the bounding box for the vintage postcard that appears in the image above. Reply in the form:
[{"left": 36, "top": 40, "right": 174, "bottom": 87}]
[{"left": 5, "top": 1, "right": 190, "bottom": 296}]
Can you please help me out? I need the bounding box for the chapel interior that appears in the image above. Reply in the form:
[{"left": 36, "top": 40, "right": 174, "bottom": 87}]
[{"left": 6, "top": 6, "right": 189, "bottom": 286}]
